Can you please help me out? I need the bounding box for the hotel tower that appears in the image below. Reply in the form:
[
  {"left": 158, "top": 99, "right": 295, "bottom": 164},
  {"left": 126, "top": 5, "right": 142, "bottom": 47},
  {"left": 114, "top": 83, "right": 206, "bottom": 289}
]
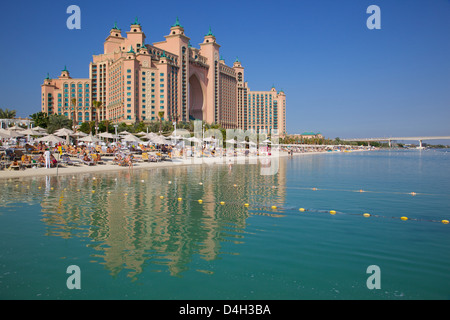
[{"left": 41, "top": 18, "right": 286, "bottom": 135}]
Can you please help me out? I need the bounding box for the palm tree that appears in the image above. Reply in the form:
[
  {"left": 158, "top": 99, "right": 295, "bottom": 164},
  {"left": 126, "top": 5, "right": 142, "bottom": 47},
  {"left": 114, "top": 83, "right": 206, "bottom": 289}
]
[
  {"left": 92, "top": 100, "right": 102, "bottom": 135},
  {"left": 47, "top": 114, "right": 72, "bottom": 134},
  {"left": 70, "top": 98, "right": 77, "bottom": 132},
  {"left": 104, "top": 119, "right": 110, "bottom": 133},
  {"left": 158, "top": 111, "right": 164, "bottom": 133},
  {"left": 0, "top": 108, "right": 16, "bottom": 119}
]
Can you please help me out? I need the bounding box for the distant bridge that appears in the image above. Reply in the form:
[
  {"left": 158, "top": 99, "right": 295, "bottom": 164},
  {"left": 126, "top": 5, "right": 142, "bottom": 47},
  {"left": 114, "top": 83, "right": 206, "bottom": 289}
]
[{"left": 342, "top": 136, "right": 450, "bottom": 148}]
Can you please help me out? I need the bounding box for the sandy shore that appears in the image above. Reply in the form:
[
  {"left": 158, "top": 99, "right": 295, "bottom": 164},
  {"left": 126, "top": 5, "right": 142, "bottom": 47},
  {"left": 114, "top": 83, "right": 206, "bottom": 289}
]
[{"left": 0, "top": 150, "right": 336, "bottom": 180}]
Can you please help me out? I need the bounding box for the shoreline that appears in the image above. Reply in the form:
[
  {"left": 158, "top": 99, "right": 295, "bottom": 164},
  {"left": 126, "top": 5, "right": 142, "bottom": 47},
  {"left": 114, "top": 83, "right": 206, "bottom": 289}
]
[{"left": 0, "top": 150, "right": 338, "bottom": 180}]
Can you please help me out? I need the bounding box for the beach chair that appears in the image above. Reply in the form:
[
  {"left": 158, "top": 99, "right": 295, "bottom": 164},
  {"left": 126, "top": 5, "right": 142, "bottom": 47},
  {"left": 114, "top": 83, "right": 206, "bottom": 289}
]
[
  {"left": 61, "top": 155, "right": 81, "bottom": 166},
  {"left": 91, "top": 154, "right": 105, "bottom": 165},
  {"left": 141, "top": 153, "right": 149, "bottom": 162},
  {"left": 83, "top": 159, "right": 95, "bottom": 166}
]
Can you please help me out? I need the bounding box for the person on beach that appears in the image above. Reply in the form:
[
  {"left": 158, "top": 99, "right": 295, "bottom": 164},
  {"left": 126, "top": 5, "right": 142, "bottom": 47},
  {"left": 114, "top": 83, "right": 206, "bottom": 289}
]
[{"left": 43, "top": 148, "right": 51, "bottom": 169}]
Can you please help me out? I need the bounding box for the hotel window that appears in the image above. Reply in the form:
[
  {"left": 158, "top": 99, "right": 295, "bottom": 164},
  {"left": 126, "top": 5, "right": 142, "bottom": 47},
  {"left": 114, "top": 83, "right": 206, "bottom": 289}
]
[{"left": 127, "top": 69, "right": 131, "bottom": 73}]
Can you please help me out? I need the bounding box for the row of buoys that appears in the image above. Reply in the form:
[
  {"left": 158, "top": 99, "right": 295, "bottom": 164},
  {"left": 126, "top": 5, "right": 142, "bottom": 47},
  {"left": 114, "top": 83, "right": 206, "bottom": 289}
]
[
  {"left": 278, "top": 185, "right": 437, "bottom": 197},
  {"left": 297, "top": 207, "right": 449, "bottom": 224},
  {"left": 155, "top": 196, "right": 448, "bottom": 224}
]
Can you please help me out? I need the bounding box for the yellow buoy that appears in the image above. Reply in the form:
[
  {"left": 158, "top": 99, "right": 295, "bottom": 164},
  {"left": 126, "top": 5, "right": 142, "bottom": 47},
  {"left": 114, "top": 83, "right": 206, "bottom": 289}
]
[
  {"left": 441, "top": 220, "right": 449, "bottom": 224},
  {"left": 244, "top": 203, "right": 249, "bottom": 207},
  {"left": 410, "top": 192, "right": 416, "bottom": 196},
  {"left": 124, "top": 193, "right": 128, "bottom": 196},
  {"left": 401, "top": 216, "right": 408, "bottom": 221},
  {"left": 330, "top": 210, "right": 336, "bottom": 215},
  {"left": 91, "top": 190, "right": 95, "bottom": 193},
  {"left": 50, "top": 187, "right": 54, "bottom": 190},
  {"left": 220, "top": 201, "right": 225, "bottom": 205},
  {"left": 178, "top": 197, "right": 182, "bottom": 201},
  {"left": 198, "top": 199, "right": 203, "bottom": 204},
  {"left": 359, "top": 189, "right": 364, "bottom": 193},
  {"left": 299, "top": 208, "right": 305, "bottom": 212},
  {"left": 271, "top": 205, "right": 277, "bottom": 210},
  {"left": 160, "top": 196, "right": 164, "bottom": 199},
  {"left": 312, "top": 187, "right": 317, "bottom": 191},
  {"left": 363, "top": 213, "right": 371, "bottom": 218}
]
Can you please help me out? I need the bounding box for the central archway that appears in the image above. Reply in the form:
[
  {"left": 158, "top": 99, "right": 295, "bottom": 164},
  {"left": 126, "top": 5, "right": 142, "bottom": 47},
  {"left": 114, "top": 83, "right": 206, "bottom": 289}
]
[{"left": 189, "top": 74, "right": 204, "bottom": 120}]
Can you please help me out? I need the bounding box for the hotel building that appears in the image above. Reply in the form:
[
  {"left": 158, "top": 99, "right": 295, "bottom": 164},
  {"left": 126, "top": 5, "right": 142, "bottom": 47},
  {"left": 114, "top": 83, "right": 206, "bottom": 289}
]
[{"left": 41, "top": 18, "right": 286, "bottom": 135}]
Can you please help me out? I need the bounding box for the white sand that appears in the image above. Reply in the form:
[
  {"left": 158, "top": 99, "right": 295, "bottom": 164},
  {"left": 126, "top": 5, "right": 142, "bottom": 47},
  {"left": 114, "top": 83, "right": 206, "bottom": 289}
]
[{"left": 0, "top": 150, "right": 340, "bottom": 180}]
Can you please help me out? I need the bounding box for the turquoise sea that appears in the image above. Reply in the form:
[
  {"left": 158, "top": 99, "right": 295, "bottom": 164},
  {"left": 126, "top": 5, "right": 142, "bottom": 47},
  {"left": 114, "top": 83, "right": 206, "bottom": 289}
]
[{"left": 1, "top": 149, "right": 449, "bottom": 300}]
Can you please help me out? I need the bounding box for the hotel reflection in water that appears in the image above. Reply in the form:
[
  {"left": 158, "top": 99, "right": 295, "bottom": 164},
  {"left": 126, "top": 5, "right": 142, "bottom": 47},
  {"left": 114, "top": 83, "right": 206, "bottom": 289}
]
[{"left": 1, "top": 159, "right": 286, "bottom": 278}]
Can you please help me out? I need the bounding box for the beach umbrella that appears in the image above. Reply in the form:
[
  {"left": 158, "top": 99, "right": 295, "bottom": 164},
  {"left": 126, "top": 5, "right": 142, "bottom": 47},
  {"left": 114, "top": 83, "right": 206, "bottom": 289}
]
[
  {"left": 20, "top": 128, "right": 47, "bottom": 136},
  {"left": 0, "top": 128, "right": 23, "bottom": 138},
  {"left": 98, "top": 132, "right": 118, "bottom": 139},
  {"left": 0, "top": 131, "right": 9, "bottom": 139},
  {"left": 36, "top": 134, "right": 64, "bottom": 144},
  {"left": 32, "top": 126, "right": 47, "bottom": 132},
  {"left": 7, "top": 125, "right": 23, "bottom": 131},
  {"left": 119, "top": 130, "right": 132, "bottom": 135},
  {"left": 79, "top": 135, "right": 101, "bottom": 143},
  {"left": 262, "top": 139, "right": 272, "bottom": 144},
  {"left": 186, "top": 137, "right": 202, "bottom": 143},
  {"left": 121, "top": 134, "right": 142, "bottom": 142},
  {"left": 143, "top": 132, "right": 158, "bottom": 139},
  {"left": 152, "top": 135, "right": 170, "bottom": 145},
  {"left": 225, "top": 139, "right": 237, "bottom": 144},
  {"left": 135, "top": 131, "right": 147, "bottom": 136},
  {"left": 54, "top": 128, "right": 74, "bottom": 136},
  {"left": 72, "top": 131, "right": 88, "bottom": 138}
]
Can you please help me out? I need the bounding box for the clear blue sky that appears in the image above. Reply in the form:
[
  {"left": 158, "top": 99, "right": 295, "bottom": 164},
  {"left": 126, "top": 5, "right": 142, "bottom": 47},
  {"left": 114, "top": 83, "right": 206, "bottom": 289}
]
[{"left": 0, "top": 0, "right": 449, "bottom": 139}]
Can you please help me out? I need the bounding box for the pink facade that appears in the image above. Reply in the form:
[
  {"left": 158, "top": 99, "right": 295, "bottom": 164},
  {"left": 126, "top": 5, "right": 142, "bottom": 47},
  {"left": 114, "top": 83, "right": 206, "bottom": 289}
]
[{"left": 41, "top": 18, "right": 286, "bottom": 135}]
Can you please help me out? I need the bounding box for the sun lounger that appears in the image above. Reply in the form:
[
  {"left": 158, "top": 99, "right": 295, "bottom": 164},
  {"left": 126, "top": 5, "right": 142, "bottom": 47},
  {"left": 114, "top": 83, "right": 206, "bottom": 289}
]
[
  {"left": 82, "top": 159, "right": 95, "bottom": 166},
  {"left": 61, "top": 155, "right": 81, "bottom": 166}
]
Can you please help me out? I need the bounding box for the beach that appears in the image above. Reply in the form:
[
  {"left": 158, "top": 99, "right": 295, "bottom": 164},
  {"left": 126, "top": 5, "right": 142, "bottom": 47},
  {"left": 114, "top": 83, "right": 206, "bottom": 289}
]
[{"left": 0, "top": 150, "right": 332, "bottom": 180}]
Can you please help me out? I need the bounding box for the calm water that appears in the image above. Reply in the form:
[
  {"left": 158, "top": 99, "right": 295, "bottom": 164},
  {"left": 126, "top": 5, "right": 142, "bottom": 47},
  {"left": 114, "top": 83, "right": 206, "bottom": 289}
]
[{"left": 1, "top": 149, "right": 449, "bottom": 300}]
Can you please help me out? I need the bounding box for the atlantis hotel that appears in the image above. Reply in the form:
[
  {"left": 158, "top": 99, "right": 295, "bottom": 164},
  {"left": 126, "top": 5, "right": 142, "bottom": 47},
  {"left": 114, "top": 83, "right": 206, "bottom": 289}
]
[{"left": 41, "top": 18, "right": 286, "bottom": 135}]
